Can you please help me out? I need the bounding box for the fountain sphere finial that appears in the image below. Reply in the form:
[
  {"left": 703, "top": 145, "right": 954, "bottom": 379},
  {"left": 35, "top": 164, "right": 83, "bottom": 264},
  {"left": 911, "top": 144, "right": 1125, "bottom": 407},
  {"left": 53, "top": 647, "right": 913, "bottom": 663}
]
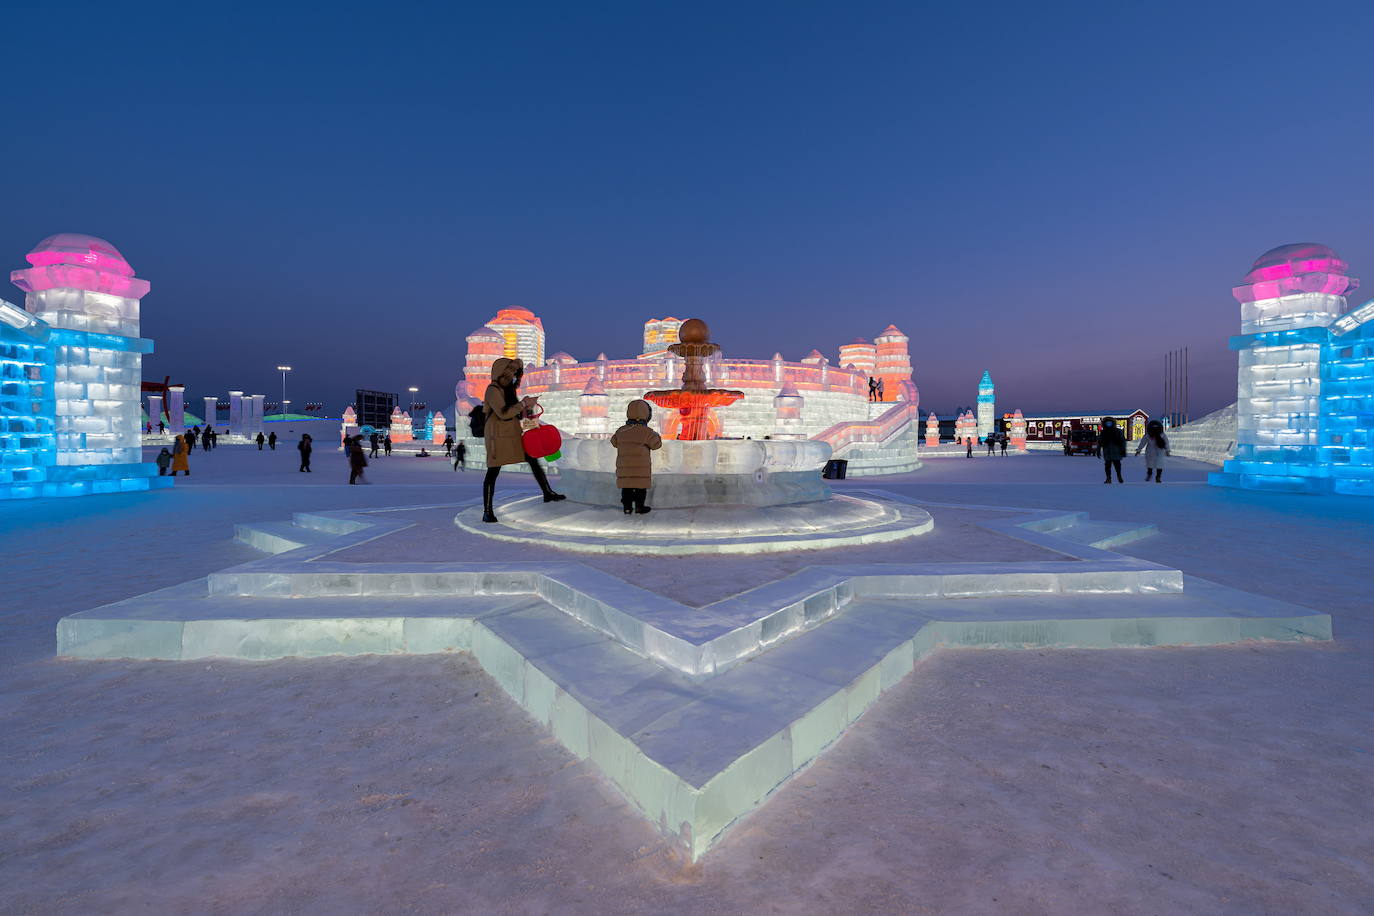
[{"left": 679, "top": 318, "right": 709, "bottom": 344}]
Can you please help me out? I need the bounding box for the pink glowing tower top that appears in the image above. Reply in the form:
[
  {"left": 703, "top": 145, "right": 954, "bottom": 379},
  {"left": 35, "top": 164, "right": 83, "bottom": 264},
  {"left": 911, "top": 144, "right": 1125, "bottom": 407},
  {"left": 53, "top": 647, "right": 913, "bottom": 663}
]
[
  {"left": 1232, "top": 242, "right": 1357, "bottom": 304},
  {"left": 11, "top": 233, "right": 151, "bottom": 299}
]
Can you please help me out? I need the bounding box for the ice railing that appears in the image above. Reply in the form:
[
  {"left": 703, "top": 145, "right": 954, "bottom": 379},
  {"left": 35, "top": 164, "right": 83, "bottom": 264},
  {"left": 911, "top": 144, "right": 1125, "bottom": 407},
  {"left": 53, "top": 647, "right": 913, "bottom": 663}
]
[
  {"left": 521, "top": 357, "right": 886, "bottom": 395},
  {"left": 813, "top": 399, "right": 919, "bottom": 452}
]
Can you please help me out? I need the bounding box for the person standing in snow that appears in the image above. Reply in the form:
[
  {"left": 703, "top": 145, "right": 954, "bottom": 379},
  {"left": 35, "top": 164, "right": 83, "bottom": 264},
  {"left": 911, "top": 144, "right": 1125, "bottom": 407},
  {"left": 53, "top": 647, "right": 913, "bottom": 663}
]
[
  {"left": 452, "top": 440, "right": 466, "bottom": 471},
  {"left": 383, "top": 435, "right": 392, "bottom": 457},
  {"left": 1098, "top": 417, "right": 1127, "bottom": 484},
  {"left": 611, "top": 399, "right": 662, "bottom": 514},
  {"left": 268, "top": 431, "right": 277, "bottom": 450},
  {"left": 155, "top": 447, "right": 172, "bottom": 475},
  {"left": 348, "top": 435, "right": 368, "bottom": 484},
  {"left": 1135, "top": 419, "right": 1171, "bottom": 482},
  {"left": 256, "top": 432, "right": 265, "bottom": 450},
  {"left": 443, "top": 433, "right": 454, "bottom": 457},
  {"left": 298, "top": 433, "right": 313, "bottom": 472},
  {"left": 480, "top": 357, "right": 564, "bottom": 522},
  {"left": 170, "top": 434, "right": 190, "bottom": 476}
]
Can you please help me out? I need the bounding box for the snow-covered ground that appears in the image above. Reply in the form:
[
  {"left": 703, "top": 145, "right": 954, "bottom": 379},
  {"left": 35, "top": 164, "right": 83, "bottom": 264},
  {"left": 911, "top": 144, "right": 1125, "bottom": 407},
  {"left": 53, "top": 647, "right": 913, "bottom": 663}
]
[{"left": 2, "top": 445, "right": 1371, "bottom": 913}]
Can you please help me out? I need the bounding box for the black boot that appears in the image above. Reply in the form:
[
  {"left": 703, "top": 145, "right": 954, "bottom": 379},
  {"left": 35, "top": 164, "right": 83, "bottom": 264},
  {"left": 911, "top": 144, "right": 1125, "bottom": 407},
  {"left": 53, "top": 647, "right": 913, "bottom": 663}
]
[
  {"left": 1155, "top": 469, "right": 1163, "bottom": 483},
  {"left": 527, "top": 458, "right": 565, "bottom": 502},
  {"left": 482, "top": 468, "right": 499, "bottom": 523}
]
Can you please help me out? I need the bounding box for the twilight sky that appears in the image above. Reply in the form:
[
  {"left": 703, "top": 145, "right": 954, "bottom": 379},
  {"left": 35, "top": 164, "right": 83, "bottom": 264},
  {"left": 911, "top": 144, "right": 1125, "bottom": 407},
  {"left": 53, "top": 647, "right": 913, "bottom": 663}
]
[{"left": 4, "top": 0, "right": 1373, "bottom": 417}]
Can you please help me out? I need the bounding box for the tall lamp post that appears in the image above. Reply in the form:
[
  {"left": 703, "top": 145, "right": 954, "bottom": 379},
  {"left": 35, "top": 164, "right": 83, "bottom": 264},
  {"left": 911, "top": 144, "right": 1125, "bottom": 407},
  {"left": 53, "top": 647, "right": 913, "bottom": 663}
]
[
  {"left": 277, "top": 365, "right": 292, "bottom": 420},
  {"left": 408, "top": 386, "right": 420, "bottom": 413}
]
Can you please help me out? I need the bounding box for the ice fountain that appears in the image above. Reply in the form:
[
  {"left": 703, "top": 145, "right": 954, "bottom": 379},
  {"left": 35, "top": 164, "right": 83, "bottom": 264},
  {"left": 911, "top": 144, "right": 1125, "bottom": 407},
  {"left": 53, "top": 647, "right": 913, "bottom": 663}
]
[
  {"left": 643, "top": 318, "right": 742, "bottom": 441},
  {"left": 456, "top": 317, "right": 932, "bottom": 553}
]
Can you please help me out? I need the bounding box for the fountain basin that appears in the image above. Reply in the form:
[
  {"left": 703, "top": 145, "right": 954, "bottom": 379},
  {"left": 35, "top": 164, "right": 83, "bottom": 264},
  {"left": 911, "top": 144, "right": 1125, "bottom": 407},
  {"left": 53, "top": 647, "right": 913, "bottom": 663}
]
[{"left": 556, "top": 436, "right": 832, "bottom": 508}]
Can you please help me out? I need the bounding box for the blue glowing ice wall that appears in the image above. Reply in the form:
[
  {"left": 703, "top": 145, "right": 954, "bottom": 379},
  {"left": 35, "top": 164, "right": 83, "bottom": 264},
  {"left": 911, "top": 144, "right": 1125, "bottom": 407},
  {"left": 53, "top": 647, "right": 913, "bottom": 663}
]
[
  {"left": 4, "top": 234, "right": 169, "bottom": 499},
  {"left": 1211, "top": 243, "right": 1374, "bottom": 495},
  {"left": 976, "top": 370, "right": 995, "bottom": 440},
  {"left": 0, "top": 300, "right": 56, "bottom": 498}
]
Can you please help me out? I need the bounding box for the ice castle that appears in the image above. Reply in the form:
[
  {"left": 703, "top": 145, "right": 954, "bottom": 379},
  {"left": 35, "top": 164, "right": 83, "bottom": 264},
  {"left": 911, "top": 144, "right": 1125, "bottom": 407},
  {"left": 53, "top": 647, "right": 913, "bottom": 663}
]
[
  {"left": 1210, "top": 243, "right": 1374, "bottom": 496},
  {"left": 1, "top": 234, "right": 166, "bottom": 499}
]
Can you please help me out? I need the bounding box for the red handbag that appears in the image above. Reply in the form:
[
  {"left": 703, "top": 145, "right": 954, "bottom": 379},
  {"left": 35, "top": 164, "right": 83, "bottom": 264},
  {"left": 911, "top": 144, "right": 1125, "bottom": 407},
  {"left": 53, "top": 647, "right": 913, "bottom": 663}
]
[{"left": 520, "top": 405, "right": 563, "bottom": 459}]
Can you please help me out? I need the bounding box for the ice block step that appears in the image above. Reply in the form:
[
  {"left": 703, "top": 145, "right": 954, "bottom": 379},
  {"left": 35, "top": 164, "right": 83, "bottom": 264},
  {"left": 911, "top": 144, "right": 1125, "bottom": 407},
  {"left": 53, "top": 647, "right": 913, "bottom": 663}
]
[
  {"left": 234, "top": 520, "right": 340, "bottom": 554},
  {"left": 1051, "top": 519, "right": 1157, "bottom": 550}
]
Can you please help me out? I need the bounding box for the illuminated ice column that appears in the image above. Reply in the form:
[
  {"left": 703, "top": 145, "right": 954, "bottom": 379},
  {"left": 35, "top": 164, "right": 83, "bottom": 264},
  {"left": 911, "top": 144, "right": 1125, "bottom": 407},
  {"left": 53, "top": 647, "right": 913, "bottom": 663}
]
[
  {"left": 976, "top": 370, "right": 995, "bottom": 439},
  {"left": 1219, "top": 243, "right": 1357, "bottom": 488},
  {"left": 228, "top": 391, "right": 244, "bottom": 433},
  {"left": 1011, "top": 409, "right": 1027, "bottom": 451},
  {"left": 341, "top": 405, "right": 358, "bottom": 445},
  {"left": 167, "top": 385, "right": 184, "bottom": 429},
  {"left": 146, "top": 395, "right": 163, "bottom": 430},
  {"left": 874, "top": 325, "right": 912, "bottom": 401},
  {"left": 577, "top": 376, "right": 609, "bottom": 437},
  {"left": 772, "top": 382, "right": 805, "bottom": 439},
  {"left": 250, "top": 395, "right": 266, "bottom": 437},
  {"left": 9, "top": 233, "right": 153, "bottom": 482},
  {"left": 925, "top": 411, "right": 939, "bottom": 447},
  {"left": 203, "top": 397, "right": 217, "bottom": 430}
]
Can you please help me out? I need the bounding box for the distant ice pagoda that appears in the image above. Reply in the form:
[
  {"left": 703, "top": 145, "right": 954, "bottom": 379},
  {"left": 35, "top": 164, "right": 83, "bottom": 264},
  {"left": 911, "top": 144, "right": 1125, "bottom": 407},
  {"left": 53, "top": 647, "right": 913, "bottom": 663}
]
[{"left": 2, "top": 234, "right": 166, "bottom": 499}]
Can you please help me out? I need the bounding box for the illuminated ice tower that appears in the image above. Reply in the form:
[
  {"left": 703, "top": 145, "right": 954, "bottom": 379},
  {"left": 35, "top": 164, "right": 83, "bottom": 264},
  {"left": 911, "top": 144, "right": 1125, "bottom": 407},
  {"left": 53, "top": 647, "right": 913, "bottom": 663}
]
[
  {"left": 1211, "top": 243, "right": 1374, "bottom": 494},
  {"left": 976, "top": 370, "right": 995, "bottom": 440},
  {"left": 7, "top": 234, "right": 164, "bottom": 497},
  {"left": 874, "top": 325, "right": 912, "bottom": 402}
]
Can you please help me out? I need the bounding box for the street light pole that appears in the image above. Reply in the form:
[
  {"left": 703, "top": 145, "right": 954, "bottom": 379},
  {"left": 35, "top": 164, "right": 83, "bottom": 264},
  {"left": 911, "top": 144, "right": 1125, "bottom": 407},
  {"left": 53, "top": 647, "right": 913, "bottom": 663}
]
[{"left": 277, "top": 366, "right": 292, "bottom": 420}]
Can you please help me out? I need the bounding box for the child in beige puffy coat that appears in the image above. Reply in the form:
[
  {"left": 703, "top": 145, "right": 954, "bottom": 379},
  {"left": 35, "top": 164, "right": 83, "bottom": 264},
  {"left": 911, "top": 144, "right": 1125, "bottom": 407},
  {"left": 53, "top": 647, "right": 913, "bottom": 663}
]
[{"left": 611, "top": 399, "right": 662, "bottom": 514}]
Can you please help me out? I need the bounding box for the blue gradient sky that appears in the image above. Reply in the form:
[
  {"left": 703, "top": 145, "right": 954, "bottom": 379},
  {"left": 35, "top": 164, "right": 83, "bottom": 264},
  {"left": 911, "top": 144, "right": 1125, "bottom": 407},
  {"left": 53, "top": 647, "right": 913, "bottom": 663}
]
[{"left": 4, "top": 0, "right": 1372, "bottom": 417}]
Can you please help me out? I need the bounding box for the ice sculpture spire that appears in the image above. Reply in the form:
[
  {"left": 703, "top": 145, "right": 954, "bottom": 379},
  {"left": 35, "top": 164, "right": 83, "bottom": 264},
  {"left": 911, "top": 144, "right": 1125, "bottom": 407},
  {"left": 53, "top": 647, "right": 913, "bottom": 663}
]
[{"left": 976, "top": 370, "right": 995, "bottom": 441}]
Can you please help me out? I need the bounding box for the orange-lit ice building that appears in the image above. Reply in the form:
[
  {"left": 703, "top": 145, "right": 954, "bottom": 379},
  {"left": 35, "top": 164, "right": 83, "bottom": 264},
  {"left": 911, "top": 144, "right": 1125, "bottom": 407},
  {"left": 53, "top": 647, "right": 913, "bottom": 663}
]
[{"left": 454, "top": 309, "right": 922, "bottom": 475}]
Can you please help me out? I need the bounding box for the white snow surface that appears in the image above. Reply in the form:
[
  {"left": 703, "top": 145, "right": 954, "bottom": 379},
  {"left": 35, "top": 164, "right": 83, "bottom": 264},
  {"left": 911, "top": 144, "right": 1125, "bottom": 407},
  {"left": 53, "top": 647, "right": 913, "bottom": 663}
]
[{"left": 2, "top": 443, "right": 1372, "bottom": 913}]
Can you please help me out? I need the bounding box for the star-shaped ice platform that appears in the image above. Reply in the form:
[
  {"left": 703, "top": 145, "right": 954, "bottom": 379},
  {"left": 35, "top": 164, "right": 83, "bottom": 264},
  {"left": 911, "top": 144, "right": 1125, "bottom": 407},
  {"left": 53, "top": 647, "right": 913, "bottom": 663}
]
[{"left": 56, "top": 490, "right": 1330, "bottom": 861}]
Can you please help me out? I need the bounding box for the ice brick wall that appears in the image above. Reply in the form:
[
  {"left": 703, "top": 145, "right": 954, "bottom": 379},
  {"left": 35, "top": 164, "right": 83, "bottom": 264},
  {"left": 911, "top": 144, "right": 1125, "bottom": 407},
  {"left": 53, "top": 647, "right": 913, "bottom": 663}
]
[
  {"left": 1320, "top": 317, "right": 1374, "bottom": 495},
  {"left": 31, "top": 288, "right": 146, "bottom": 466},
  {"left": 0, "top": 301, "right": 55, "bottom": 498},
  {"left": 1166, "top": 403, "right": 1236, "bottom": 465}
]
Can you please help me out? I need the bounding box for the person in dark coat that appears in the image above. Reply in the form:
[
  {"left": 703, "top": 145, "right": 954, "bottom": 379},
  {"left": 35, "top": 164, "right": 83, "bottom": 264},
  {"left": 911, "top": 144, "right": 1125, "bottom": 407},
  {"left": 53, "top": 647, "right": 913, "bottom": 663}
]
[
  {"left": 201, "top": 427, "right": 211, "bottom": 451},
  {"left": 481, "top": 357, "right": 564, "bottom": 522},
  {"left": 369, "top": 432, "right": 380, "bottom": 458},
  {"left": 298, "top": 433, "right": 313, "bottom": 472},
  {"left": 268, "top": 431, "right": 277, "bottom": 450},
  {"left": 443, "top": 434, "right": 454, "bottom": 457},
  {"left": 155, "top": 447, "right": 172, "bottom": 475},
  {"left": 1098, "top": 417, "right": 1127, "bottom": 484},
  {"left": 383, "top": 435, "right": 392, "bottom": 456},
  {"left": 256, "top": 432, "right": 265, "bottom": 450},
  {"left": 452, "top": 440, "right": 466, "bottom": 471},
  {"left": 349, "top": 435, "right": 368, "bottom": 484}
]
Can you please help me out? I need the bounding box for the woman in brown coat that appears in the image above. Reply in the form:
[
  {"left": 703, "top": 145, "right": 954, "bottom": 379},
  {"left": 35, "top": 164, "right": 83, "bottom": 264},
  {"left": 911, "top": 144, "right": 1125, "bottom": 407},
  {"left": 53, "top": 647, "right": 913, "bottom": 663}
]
[
  {"left": 482, "top": 357, "right": 564, "bottom": 522},
  {"left": 610, "top": 399, "right": 661, "bottom": 514}
]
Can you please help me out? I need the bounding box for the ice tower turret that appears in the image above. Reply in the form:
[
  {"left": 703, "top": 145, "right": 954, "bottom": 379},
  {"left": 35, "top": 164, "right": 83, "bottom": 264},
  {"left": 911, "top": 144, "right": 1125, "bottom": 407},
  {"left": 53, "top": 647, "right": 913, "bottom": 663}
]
[
  {"left": 8, "top": 234, "right": 164, "bottom": 496},
  {"left": 976, "top": 370, "right": 995, "bottom": 440},
  {"left": 1213, "top": 244, "right": 1356, "bottom": 491}
]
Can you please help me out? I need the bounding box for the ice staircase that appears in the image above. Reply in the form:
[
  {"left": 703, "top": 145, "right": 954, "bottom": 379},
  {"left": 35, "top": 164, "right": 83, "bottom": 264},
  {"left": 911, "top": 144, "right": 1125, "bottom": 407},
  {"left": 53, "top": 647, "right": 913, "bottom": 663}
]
[{"left": 57, "top": 495, "right": 1329, "bottom": 863}]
